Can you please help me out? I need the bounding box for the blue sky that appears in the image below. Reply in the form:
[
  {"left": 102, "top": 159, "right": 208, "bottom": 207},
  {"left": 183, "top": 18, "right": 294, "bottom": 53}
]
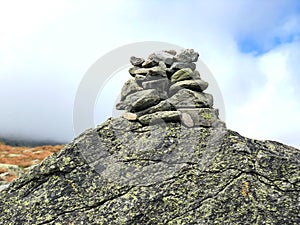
[{"left": 0, "top": 0, "right": 300, "bottom": 148}]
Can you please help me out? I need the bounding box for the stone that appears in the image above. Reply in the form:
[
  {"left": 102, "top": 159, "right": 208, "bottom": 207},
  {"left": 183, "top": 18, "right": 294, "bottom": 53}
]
[
  {"left": 159, "top": 91, "right": 169, "bottom": 100},
  {"left": 167, "top": 89, "right": 213, "bottom": 108},
  {"left": 130, "top": 56, "right": 145, "bottom": 66},
  {"left": 175, "top": 49, "right": 199, "bottom": 62},
  {"left": 178, "top": 108, "right": 221, "bottom": 127},
  {"left": 0, "top": 184, "right": 9, "bottom": 192},
  {"left": 134, "top": 74, "right": 147, "bottom": 85},
  {"left": 181, "top": 112, "right": 194, "bottom": 127},
  {"left": 116, "top": 89, "right": 161, "bottom": 112},
  {"left": 122, "top": 112, "right": 138, "bottom": 121},
  {"left": 170, "top": 68, "right": 194, "bottom": 82},
  {"left": 145, "top": 67, "right": 167, "bottom": 79},
  {"left": 130, "top": 66, "right": 167, "bottom": 78},
  {"left": 1, "top": 118, "right": 299, "bottom": 224},
  {"left": 149, "top": 51, "right": 175, "bottom": 66},
  {"left": 169, "top": 79, "right": 209, "bottom": 95},
  {"left": 169, "top": 62, "right": 196, "bottom": 73},
  {"left": 158, "top": 61, "right": 167, "bottom": 70},
  {"left": 115, "top": 102, "right": 128, "bottom": 110},
  {"left": 164, "top": 49, "right": 177, "bottom": 55},
  {"left": 142, "top": 59, "right": 158, "bottom": 68},
  {"left": 135, "top": 100, "right": 174, "bottom": 116},
  {"left": 192, "top": 70, "right": 201, "bottom": 79},
  {"left": 142, "top": 78, "right": 169, "bottom": 93},
  {"left": 120, "top": 79, "right": 143, "bottom": 100},
  {"left": 138, "top": 111, "right": 181, "bottom": 125},
  {"left": 132, "top": 67, "right": 150, "bottom": 75},
  {"left": 129, "top": 66, "right": 139, "bottom": 76}
]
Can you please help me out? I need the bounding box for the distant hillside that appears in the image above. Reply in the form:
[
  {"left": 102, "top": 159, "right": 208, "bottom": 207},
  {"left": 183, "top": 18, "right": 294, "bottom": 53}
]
[{"left": 0, "top": 137, "right": 65, "bottom": 147}]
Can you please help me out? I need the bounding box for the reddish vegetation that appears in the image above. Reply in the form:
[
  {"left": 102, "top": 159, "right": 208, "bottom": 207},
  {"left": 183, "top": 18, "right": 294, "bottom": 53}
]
[{"left": 0, "top": 142, "right": 64, "bottom": 183}]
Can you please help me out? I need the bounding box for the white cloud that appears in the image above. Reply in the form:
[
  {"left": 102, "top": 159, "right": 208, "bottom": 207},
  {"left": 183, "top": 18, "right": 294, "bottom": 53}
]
[
  {"left": 0, "top": 0, "right": 299, "bottom": 148},
  {"left": 228, "top": 42, "right": 300, "bottom": 148}
]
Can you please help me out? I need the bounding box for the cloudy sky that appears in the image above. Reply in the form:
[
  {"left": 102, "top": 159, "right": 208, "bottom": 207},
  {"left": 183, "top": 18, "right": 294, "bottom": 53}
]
[{"left": 0, "top": 0, "right": 300, "bottom": 148}]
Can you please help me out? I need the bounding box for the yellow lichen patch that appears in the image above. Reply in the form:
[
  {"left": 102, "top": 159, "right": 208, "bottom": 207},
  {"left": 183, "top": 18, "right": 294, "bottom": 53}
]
[{"left": 241, "top": 181, "right": 249, "bottom": 198}]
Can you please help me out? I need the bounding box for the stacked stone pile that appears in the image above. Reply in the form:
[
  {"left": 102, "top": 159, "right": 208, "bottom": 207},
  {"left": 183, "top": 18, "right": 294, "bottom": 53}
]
[{"left": 116, "top": 49, "right": 225, "bottom": 128}]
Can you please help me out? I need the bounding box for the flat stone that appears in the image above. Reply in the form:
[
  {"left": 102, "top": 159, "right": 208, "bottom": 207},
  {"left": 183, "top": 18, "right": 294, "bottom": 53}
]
[
  {"left": 133, "top": 68, "right": 151, "bottom": 75},
  {"left": 164, "top": 50, "right": 177, "bottom": 55},
  {"left": 130, "top": 65, "right": 167, "bottom": 78},
  {"left": 175, "top": 49, "right": 199, "bottom": 62},
  {"left": 122, "top": 112, "right": 138, "bottom": 121},
  {"left": 142, "top": 78, "right": 169, "bottom": 93},
  {"left": 130, "top": 56, "right": 145, "bottom": 66},
  {"left": 138, "top": 111, "right": 181, "bottom": 125},
  {"left": 167, "top": 89, "right": 213, "bottom": 108},
  {"left": 178, "top": 108, "right": 220, "bottom": 127},
  {"left": 149, "top": 51, "right": 175, "bottom": 66},
  {"left": 146, "top": 68, "right": 167, "bottom": 79},
  {"left": 120, "top": 79, "right": 143, "bottom": 100},
  {"left": 116, "top": 89, "right": 161, "bottom": 112},
  {"left": 169, "top": 79, "right": 208, "bottom": 95},
  {"left": 142, "top": 59, "right": 158, "bottom": 68},
  {"left": 170, "top": 68, "right": 194, "bottom": 82},
  {"left": 135, "top": 100, "right": 174, "bottom": 116},
  {"left": 169, "top": 62, "right": 196, "bottom": 73},
  {"left": 129, "top": 66, "right": 140, "bottom": 76},
  {"left": 181, "top": 112, "right": 194, "bottom": 127}
]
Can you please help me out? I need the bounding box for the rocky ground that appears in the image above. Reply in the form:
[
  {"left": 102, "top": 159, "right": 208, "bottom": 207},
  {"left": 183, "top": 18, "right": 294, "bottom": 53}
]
[{"left": 0, "top": 142, "right": 64, "bottom": 185}]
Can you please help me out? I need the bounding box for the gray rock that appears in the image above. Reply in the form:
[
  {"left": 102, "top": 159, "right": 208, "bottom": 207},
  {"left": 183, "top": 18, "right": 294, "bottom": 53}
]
[
  {"left": 122, "top": 112, "right": 138, "bottom": 121},
  {"left": 120, "top": 79, "right": 143, "bottom": 100},
  {"left": 181, "top": 112, "right": 194, "bottom": 127},
  {"left": 0, "top": 118, "right": 299, "bottom": 224},
  {"left": 167, "top": 89, "right": 213, "bottom": 108},
  {"left": 169, "top": 62, "right": 196, "bottom": 73},
  {"left": 175, "top": 49, "right": 199, "bottom": 62},
  {"left": 169, "top": 79, "right": 209, "bottom": 95},
  {"left": 158, "top": 61, "right": 167, "bottom": 70},
  {"left": 142, "top": 59, "right": 158, "bottom": 68},
  {"left": 138, "top": 111, "right": 181, "bottom": 125},
  {"left": 164, "top": 49, "right": 177, "bottom": 55},
  {"left": 149, "top": 51, "right": 175, "bottom": 66},
  {"left": 145, "top": 67, "right": 167, "bottom": 79},
  {"left": 178, "top": 108, "right": 222, "bottom": 127},
  {"left": 135, "top": 100, "right": 174, "bottom": 116},
  {"left": 130, "top": 65, "right": 167, "bottom": 78},
  {"left": 132, "top": 67, "right": 150, "bottom": 75},
  {"left": 134, "top": 74, "right": 147, "bottom": 85},
  {"left": 0, "top": 184, "right": 9, "bottom": 192},
  {"left": 170, "top": 68, "right": 194, "bottom": 82},
  {"left": 129, "top": 66, "right": 139, "bottom": 76},
  {"left": 116, "top": 89, "right": 161, "bottom": 112},
  {"left": 159, "top": 91, "right": 169, "bottom": 100},
  {"left": 192, "top": 70, "right": 201, "bottom": 79},
  {"left": 115, "top": 101, "right": 128, "bottom": 110},
  {"left": 142, "top": 78, "right": 169, "bottom": 93},
  {"left": 130, "top": 56, "right": 145, "bottom": 66}
]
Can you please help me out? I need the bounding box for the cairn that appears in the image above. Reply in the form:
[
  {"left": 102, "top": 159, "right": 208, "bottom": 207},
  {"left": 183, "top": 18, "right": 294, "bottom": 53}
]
[{"left": 116, "top": 49, "right": 225, "bottom": 128}]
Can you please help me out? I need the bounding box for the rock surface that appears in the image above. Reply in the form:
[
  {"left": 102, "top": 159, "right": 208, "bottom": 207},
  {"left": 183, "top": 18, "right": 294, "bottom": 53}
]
[
  {"left": 1, "top": 49, "right": 299, "bottom": 224},
  {"left": 0, "top": 118, "right": 299, "bottom": 224}
]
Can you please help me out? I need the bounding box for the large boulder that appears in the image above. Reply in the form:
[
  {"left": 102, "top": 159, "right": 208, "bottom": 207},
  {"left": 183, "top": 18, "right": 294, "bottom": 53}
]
[{"left": 0, "top": 118, "right": 299, "bottom": 224}]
